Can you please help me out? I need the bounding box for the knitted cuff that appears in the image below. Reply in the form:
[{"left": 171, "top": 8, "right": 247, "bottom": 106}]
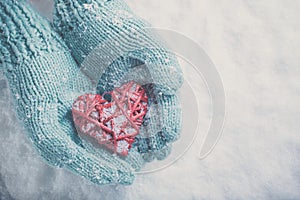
[{"left": 0, "top": 1, "right": 66, "bottom": 71}]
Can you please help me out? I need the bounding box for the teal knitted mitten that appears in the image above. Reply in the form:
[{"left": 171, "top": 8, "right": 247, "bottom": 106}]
[
  {"left": 53, "top": 0, "right": 183, "bottom": 161},
  {"left": 0, "top": 0, "right": 144, "bottom": 185}
]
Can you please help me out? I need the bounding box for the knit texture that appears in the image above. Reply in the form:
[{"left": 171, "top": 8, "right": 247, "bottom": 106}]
[
  {"left": 53, "top": 0, "right": 183, "bottom": 94},
  {"left": 0, "top": 0, "right": 145, "bottom": 185},
  {"left": 53, "top": 0, "right": 183, "bottom": 160}
]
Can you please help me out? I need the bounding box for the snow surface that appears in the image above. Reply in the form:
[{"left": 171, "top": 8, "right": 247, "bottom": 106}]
[{"left": 1, "top": 0, "right": 300, "bottom": 199}]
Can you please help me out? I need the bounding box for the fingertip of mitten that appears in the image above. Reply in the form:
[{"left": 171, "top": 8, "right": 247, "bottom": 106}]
[
  {"left": 163, "top": 128, "right": 181, "bottom": 143},
  {"left": 117, "top": 170, "right": 135, "bottom": 185},
  {"left": 155, "top": 145, "right": 172, "bottom": 160},
  {"left": 141, "top": 145, "right": 171, "bottom": 162},
  {"left": 142, "top": 152, "right": 156, "bottom": 162}
]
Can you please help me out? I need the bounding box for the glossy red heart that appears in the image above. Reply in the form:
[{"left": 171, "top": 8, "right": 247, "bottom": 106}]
[{"left": 72, "top": 81, "right": 148, "bottom": 156}]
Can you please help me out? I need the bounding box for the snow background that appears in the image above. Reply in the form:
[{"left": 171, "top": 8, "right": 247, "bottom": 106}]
[{"left": 1, "top": 0, "right": 300, "bottom": 199}]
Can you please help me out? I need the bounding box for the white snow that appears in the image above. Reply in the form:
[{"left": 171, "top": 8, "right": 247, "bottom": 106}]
[{"left": 0, "top": 0, "right": 299, "bottom": 199}]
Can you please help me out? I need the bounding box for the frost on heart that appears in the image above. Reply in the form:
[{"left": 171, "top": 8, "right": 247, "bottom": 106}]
[{"left": 72, "top": 81, "right": 148, "bottom": 156}]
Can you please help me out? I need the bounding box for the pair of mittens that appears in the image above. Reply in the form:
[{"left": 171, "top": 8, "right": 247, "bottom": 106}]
[{"left": 0, "top": 0, "right": 182, "bottom": 185}]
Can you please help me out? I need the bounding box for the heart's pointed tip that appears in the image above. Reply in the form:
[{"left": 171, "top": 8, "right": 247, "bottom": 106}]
[{"left": 121, "top": 151, "right": 129, "bottom": 156}]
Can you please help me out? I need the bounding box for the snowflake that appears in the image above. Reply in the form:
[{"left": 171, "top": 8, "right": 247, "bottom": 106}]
[
  {"left": 37, "top": 106, "right": 43, "bottom": 111},
  {"left": 83, "top": 3, "right": 98, "bottom": 12},
  {"left": 15, "top": 93, "right": 20, "bottom": 99}
]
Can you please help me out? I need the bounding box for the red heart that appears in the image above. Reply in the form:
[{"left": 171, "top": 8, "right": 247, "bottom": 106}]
[{"left": 72, "top": 81, "right": 148, "bottom": 156}]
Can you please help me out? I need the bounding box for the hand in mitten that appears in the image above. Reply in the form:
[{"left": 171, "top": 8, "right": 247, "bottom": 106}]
[
  {"left": 53, "top": 0, "right": 183, "bottom": 161},
  {"left": 0, "top": 0, "right": 183, "bottom": 186},
  {"left": 0, "top": 0, "right": 144, "bottom": 185}
]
